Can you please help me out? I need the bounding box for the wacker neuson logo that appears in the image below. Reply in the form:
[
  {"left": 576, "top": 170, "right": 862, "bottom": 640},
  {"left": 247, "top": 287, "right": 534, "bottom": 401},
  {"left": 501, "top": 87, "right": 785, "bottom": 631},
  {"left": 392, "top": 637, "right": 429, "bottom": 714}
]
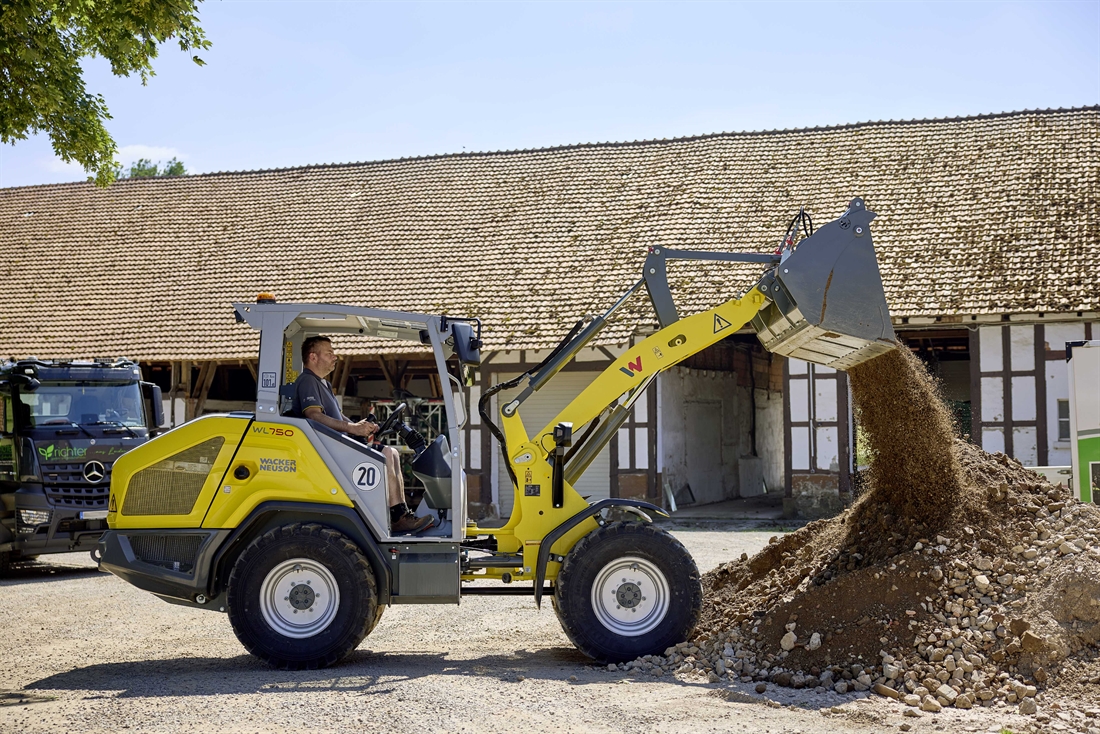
[
  {"left": 259, "top": 458, "right": 297, "bottom": 473},
  {"left": 38, "top": 444, "right": 87, "bottom": 460}
]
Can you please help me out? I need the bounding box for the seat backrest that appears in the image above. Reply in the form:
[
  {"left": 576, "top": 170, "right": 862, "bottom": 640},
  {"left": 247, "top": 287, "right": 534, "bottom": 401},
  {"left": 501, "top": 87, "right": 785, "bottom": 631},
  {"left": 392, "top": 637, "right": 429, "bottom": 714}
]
[{"left": 411, "top": 434, "right": 452, "bottom": 510}]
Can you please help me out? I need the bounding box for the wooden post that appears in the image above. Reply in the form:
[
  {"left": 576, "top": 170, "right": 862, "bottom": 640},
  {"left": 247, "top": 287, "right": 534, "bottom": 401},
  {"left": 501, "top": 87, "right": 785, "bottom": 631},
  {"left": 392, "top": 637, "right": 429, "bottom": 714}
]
[
  {"left": 194, "top": 362, "right": 218, "bottom": 417},
  {"left": 181, "top": 360, "right": 193, "bottom": 422}
]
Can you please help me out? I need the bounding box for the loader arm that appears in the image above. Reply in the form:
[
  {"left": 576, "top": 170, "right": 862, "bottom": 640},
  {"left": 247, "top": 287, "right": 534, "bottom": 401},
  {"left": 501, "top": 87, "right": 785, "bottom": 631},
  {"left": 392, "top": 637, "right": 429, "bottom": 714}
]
[
  {"left": 487, "top": 197, "right": 895, "bottom": 527},
  {"left": 498, "top": 288, "right": 768, "bottom": 481}
]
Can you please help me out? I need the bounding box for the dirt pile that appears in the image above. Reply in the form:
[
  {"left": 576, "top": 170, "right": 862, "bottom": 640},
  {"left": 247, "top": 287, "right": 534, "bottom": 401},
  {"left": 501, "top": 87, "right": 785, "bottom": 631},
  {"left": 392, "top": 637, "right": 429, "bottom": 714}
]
[{"left": 619, "top": 344, "right": 1100, "bottom": 722}]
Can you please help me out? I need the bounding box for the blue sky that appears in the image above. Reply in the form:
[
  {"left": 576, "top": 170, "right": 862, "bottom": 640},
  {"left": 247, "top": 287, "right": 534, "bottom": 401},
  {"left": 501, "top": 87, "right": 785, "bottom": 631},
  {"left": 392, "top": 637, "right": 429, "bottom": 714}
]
[{"left": 2, "top": 0, "right": 1097, "bottom": 188}]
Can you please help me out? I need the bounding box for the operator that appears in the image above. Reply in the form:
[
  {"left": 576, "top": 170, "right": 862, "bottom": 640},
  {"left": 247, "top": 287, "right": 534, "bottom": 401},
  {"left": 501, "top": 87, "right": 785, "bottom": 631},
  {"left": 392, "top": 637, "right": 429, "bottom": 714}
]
[{"left": 293, "top": 336, "right": 433, "bottom": 535}]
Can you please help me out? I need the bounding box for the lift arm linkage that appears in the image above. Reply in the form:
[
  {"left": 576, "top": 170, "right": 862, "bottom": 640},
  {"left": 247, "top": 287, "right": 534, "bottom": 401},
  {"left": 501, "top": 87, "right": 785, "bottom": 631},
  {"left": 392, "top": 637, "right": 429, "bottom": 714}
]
[{"left": 501, "top": 285, "right": 769, "bottom": 473}]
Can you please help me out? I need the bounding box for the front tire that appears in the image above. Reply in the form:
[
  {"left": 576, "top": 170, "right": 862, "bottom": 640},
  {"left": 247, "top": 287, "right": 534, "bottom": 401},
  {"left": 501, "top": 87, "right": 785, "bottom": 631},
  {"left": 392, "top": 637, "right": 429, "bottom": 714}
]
[
  {"left": 227, "top": 523, "right": 378, "bottom": 670},
  {"left": 553, "top": 522, "right": 702, "bottom": 663}
]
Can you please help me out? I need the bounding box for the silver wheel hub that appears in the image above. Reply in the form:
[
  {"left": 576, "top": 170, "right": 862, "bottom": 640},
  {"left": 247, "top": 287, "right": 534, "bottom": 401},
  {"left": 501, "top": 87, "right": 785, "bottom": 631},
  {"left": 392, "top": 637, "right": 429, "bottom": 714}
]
[
  {"left": 259, "top": 558, "right": 340, "bottom": 639},
  {"left": 591, "top": 556, "right": 670, "bottom": 637}
]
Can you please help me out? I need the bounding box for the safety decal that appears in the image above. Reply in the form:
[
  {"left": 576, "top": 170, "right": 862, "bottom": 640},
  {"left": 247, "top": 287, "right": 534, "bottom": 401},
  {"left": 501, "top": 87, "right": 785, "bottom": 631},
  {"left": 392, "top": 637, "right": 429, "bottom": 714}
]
[
  {"left": 714, "top": 314, "right": 732, "bottom": 333},
  {"left": 652, "top": 346, "right": 664, "bottom": 359},
  {"left": 619, "top": 355, "right": 643, "bottom": 378},
  {"left": 108, "top": 494, "right": 117, "bottom": 512},
  {"left": 524, "top": 484, "right": 541, "bottom": 496},
  {"left": 352, "top": 461, "right": 382, "bottom": 491}
]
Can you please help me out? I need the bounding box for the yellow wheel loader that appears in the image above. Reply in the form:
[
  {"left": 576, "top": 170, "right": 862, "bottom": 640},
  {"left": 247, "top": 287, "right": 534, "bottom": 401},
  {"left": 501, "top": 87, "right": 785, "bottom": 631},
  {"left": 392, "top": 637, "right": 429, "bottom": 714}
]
[{"left": 97, "top": 198, "right": 894, "bottom": 670}]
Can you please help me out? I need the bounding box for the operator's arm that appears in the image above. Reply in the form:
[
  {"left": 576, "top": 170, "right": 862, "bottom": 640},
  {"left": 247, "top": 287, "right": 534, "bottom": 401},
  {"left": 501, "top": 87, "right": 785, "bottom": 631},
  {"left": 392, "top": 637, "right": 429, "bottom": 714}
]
[{"left": 302, "top": 406, "right": 378, "bottom": 439}]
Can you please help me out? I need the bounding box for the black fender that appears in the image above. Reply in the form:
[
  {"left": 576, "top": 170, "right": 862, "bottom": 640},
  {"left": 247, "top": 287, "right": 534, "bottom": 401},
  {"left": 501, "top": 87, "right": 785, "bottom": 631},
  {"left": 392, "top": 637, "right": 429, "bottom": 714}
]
[
  {"left": 210, "top": 501, "right": 392, "bottom": 605},
  {"left": 534, "top": 498, "right": 667, "bottom": 608}
]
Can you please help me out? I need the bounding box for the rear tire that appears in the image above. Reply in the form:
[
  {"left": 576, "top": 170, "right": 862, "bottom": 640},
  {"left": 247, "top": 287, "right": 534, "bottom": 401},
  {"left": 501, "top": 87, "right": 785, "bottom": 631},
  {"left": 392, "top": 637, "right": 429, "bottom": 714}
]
[
  {"left": 554, "top": 522, "right": 701, "bottom": 663},
  {"left": 227, "top": 523, "right": 378, "bottom": 670}
]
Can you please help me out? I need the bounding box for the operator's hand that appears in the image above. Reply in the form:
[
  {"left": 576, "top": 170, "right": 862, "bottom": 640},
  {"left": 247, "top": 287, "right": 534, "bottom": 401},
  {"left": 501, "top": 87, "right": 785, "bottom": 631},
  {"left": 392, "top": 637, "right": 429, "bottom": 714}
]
[{"left": 347, "top": 420, "right": 379, "bottom": 439}]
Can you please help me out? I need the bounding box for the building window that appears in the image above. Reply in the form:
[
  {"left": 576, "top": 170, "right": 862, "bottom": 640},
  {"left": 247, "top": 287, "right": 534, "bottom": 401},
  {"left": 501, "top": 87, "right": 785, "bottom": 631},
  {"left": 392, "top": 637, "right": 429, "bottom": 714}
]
[{"left": 1057, "top": 399, "right": 1071, "bottom": 441}]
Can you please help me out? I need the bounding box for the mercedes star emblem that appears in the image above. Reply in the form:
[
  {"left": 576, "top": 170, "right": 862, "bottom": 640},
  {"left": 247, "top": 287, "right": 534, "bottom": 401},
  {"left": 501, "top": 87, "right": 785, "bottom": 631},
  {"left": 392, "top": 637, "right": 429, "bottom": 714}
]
[{"left": 83, "top": 461, "right": 106, "bottom": 483}]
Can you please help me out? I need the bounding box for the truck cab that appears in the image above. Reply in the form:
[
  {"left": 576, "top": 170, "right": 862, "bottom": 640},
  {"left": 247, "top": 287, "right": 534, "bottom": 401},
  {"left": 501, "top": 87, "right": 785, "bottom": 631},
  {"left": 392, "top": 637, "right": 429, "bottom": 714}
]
[{"left": 0, "top": 359, "right": 163, "bottom": 568}]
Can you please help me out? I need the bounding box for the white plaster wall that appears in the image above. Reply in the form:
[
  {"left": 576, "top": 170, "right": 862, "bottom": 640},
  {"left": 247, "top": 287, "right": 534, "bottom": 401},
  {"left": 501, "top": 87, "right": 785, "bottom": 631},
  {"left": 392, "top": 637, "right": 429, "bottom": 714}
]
[
  {"left": 659, "top": 366, "right": 781, "bottom": 505},
  {"left": 979, "top": 327, "right": 1003, "bottom": 373},
  {"left": 1009, "top": 325, "right": 1035, "bottom": 372},
  {"left": 1045, "top": 324, "right": 1088, "bottom": 465}
]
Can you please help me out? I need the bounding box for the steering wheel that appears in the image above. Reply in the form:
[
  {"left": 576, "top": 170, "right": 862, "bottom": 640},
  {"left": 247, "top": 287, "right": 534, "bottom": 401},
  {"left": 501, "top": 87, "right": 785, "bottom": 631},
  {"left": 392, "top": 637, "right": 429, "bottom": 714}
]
[{"left": 375, "top": 403, "right": 407, "bottom": 438}]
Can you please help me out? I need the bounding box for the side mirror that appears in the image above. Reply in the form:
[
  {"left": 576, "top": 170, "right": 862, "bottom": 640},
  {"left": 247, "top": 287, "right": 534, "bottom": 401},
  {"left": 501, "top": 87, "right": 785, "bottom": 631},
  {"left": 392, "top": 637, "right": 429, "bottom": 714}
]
[
  {"left": 141, "top": 382, "right": 164, "bottom": 431},
  {"left": 450, "top": 322, "right": 482, "bottom": 366},
  {"left": 12, "top": 374, "right": 40, "bottom": 392}
]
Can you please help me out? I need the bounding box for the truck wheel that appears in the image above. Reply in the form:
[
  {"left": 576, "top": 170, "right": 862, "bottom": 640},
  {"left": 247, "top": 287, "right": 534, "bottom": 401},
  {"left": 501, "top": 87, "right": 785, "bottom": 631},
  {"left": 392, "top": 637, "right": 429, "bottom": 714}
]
[
  {"left": 553, "top": 522, "right": 701, "bottom": 664},
  {"left": 227, "top": 523, "right": 378, "bottom": 670}
]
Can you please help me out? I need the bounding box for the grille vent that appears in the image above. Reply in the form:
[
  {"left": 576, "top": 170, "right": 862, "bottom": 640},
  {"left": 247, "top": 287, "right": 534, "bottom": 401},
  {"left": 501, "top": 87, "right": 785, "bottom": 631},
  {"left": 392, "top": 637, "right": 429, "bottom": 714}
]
[
  {"left": 122, "top": 437, "right": 225, "bottom": 516},
  {"left": 127, "top": 534, "right": 204, "bottom": 574}
]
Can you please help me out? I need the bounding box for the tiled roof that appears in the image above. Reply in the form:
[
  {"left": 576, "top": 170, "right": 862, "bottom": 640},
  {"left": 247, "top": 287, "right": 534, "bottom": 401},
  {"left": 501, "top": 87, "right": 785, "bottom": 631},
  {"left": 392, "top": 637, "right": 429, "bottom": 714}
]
[{"left": 1, "top": 107, "right": 1097, "bottom": 361}]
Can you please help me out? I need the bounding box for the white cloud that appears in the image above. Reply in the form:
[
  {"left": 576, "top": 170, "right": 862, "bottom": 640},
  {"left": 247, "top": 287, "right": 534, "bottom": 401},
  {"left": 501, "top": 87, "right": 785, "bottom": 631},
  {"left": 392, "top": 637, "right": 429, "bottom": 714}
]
[
  {"left": 117, "top": 144, "right": 186, "bottom": 165},
  {"left": 43, "top": 158, "right": 86, "bottom": 175},
  {"left": 40, "top": 144, "right": 188, "bottom": 180}
]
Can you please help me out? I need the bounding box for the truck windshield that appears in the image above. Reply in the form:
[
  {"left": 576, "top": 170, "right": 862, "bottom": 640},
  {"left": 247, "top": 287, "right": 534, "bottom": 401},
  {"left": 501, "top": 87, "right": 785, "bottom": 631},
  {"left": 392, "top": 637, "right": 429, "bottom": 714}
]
[{"left": 15, "top": 382, "right": 145, "bottom": 428}]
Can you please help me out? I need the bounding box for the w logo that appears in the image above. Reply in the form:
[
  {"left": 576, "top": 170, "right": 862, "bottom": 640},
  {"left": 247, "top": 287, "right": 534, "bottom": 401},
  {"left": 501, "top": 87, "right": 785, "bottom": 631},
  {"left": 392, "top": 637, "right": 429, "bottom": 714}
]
[
  {"left": 38, "top": 445, "right": 55, "bottom": 460},
  {"left": 619, "top": 356, "right": 643, "bottom": 378}
]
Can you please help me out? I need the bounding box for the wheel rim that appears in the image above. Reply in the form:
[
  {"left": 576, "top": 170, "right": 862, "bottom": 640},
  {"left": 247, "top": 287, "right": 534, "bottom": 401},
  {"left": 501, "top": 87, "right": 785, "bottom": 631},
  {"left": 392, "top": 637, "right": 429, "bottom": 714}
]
[
  {"left": 259, "top": 558, "right": 341, "bottom": 639},
  {"left": 590, "top": 556, "right": 670, "bottom": 637}
]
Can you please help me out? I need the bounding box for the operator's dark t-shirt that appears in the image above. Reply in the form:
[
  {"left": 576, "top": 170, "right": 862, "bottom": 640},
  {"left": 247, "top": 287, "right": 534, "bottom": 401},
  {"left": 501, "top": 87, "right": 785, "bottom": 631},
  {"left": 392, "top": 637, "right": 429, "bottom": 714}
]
[{"left": 293, "top": 370, "right": 345, "bottom": 421}]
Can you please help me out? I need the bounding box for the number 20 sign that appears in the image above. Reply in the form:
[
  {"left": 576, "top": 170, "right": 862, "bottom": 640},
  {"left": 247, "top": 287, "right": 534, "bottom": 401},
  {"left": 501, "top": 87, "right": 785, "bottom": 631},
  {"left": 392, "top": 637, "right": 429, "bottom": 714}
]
[{"left": 352, "top": 462, "right": 382, "bottom": 491}]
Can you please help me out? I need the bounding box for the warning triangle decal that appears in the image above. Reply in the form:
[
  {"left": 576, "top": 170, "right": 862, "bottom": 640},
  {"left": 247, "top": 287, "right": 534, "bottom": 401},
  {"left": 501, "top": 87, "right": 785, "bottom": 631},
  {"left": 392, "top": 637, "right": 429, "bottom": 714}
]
[{"left": 714, "top": 314, "right": 732, "bottom": 333}]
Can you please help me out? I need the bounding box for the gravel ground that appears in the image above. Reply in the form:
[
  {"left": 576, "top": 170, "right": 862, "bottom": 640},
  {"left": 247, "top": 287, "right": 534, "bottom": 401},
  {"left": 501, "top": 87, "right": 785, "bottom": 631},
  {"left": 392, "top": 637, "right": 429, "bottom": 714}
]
[{"left": 0, "top": 525, "right": 1037, "bottom": 733}]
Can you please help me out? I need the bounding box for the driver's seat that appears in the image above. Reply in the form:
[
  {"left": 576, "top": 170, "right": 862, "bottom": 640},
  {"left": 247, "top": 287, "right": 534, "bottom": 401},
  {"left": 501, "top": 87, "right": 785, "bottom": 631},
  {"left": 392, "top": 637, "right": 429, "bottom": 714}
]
[{"left": 411, "top": 435, "right": 452, "bottom": 510}]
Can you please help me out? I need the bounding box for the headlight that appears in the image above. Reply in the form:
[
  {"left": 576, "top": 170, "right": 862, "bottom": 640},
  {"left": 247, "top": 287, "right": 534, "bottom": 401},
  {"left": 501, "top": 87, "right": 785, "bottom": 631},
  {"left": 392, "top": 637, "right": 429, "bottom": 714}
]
[{"left": 18, "top": 509, "right": 51, "bottom": 531}]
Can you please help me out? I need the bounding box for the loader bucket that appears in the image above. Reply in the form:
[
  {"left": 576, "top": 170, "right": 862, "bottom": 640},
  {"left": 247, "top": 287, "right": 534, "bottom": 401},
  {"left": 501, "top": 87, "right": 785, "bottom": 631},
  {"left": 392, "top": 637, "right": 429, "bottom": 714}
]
[{"left": 751, "top": 198, "right": 895, "bottom": 370}]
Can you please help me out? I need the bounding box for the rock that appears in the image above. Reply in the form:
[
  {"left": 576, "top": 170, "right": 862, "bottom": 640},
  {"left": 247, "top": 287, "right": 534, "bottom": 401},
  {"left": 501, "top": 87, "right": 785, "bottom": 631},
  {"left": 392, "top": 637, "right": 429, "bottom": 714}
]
[
  {"left": 883, "top": 663, "right": 900, "bottom": 679},
  {"left": 903, "top": 708, "right": 922, "bottom": 718},
  {"left": 707, "top": 671, "right": 719, "bottom": 683},
  {"left": 808, "top": 632, "right": 822, "bottom": 651},
  {"left": 921, "top": 696, "right": 942, "bottom": 713},
  {"left": 773, "top": 672, "right": 792, "bottom": 687},
  {"left": 874, "top": 683, "right": 900, "bottom": 699},
  {"left": 1060, "top": 541, "right": 1080, "bottom": 555},
  {"left": 954, "top": 693, "right": 973, "bottom": 709},
  {"left": 1009, "top": 619, "right": 1031, "bottom": 637},
  {"left": 755, "top": 682, "right": 767, "bottom": 693},
  {"left": 1019, "top": 697, "right": 1038, "bottom": 715},
  {"left": 780, "top": 631, "right": 797, "bottom": 651},
  {"left": 935, "top": 684, "right": 957, "bottom": 704},
  {"left": 975, "top": 575, "right": 991, "bottom": 592},
  {"left": 903, "top": 694, "right": 922, "bottom": 707},
  {"left": 834, "top": 681, "right": 848, "bottom": 694},
  {"left": 1021, "top": 630, "right": 1044, "bottom": 652},
  {"left": 607, "top": 664, "right": 617, "bottom": 672}
]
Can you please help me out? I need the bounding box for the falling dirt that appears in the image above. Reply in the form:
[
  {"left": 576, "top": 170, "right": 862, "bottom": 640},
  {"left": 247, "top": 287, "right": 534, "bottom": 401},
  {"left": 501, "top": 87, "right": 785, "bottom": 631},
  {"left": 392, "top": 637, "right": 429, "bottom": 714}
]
[{"left": 630, "top": 340, "right": 1100, "bottom": 723}]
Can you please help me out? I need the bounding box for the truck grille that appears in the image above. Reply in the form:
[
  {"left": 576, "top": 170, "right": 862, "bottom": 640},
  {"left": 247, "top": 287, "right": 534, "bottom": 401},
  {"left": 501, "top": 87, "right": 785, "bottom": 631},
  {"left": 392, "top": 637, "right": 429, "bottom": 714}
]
[
  {"left": 122, "top": 437, "right": 225, "bottom": 516},
  {"left": 43, "top": 463, "right": 112, "bottom": 509},
  {"left": 127, "top": 534, "right": 204, "bottom": 575}
]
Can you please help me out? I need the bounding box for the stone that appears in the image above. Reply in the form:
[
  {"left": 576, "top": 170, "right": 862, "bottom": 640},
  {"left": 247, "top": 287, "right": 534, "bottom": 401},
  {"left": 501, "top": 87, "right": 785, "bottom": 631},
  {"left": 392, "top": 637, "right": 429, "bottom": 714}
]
[
  {"left": 974, "top": 575, "right": 991, "bottom": 592},
  {"left": 780, "top": 632, "right": 797, "bottom": 651},
  {"left": 755, "top": 682, "right": 767, "bottom": 693},
  {"left": 834, "top": 681, "right": 848, "bottom": 694},
  {"left": 954, "top": 693, "right": 973, "bottom": 709},
  {"left": 874, "top": 683, "right": 900, "bottom": 699},
  {"left": 935, "top": 684, "right": 958, "bottom": 704},
  {"left": 883, "top": 663, "right": 900, "bottom": 679},
  {"left": 607, "top": 664, "right": 617, "bottom": 672},
  {"left": 808, "top": 632, "right": 822, "bottom": 651},
  {"left": 903, "top": 694, "right": 922, "bottom": 707},
  {"left": 1021, "top": 631, "right": 1045, "bottom": 652},
  {"left": 903, "top": 709, "right": 922, "bottom": 718},
  {"left": 921, "top": 696, "right": 942, "bottom": 713},
  {"left": 1019, "top": 697, "right": 1038, "bottom": 715},
  {"left": 1010, "top": 618, "right": 1031, "bottom": 637}
]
